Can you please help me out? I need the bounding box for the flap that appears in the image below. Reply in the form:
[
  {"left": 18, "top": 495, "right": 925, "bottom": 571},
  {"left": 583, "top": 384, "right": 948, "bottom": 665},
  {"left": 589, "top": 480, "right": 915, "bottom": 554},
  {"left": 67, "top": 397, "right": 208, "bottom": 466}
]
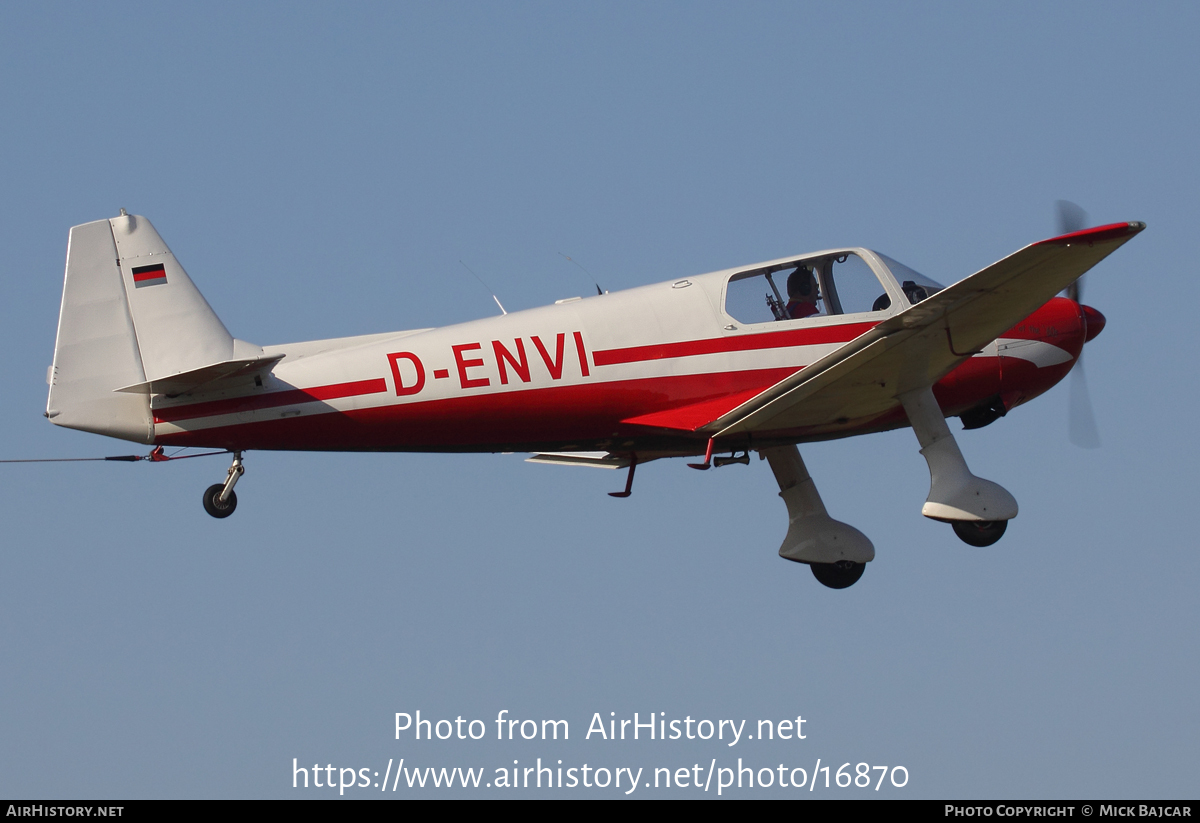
[{"left": 525, "top": 451, "right": 631, "bottom": 469}]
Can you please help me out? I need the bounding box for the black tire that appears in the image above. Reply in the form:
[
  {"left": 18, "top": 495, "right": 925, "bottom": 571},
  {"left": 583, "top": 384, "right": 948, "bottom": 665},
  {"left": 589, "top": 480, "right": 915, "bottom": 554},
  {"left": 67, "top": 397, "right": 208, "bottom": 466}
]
[
  {"left": 952, "top": 519, "right": 1007, "bottom": 547},
  {"left": 810, "top": 560, "right": 865, "bottom": 589},
  {"left": 202, "top": 484, "right": 237, "bottom": 519}
]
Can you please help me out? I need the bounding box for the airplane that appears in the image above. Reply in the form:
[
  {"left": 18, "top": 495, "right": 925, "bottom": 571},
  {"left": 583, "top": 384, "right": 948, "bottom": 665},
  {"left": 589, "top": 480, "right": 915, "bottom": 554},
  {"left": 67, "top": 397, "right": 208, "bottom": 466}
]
[{"left": 44, "top": 210, "right": 1143, "bottom": 588}]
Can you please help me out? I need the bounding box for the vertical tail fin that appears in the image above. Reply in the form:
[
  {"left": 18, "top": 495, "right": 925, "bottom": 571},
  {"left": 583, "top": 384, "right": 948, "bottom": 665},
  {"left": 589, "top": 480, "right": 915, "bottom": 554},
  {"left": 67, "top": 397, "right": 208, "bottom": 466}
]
[{"left": 47, "top": 213, "right": 246, "bottom": 444}]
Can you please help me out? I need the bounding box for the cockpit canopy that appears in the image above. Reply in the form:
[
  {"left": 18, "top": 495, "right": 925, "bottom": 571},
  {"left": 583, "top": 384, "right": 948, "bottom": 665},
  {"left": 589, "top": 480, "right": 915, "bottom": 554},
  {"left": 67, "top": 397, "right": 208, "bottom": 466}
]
[{"left": 723, "top": 249, "right": 944, "bottom": 325}]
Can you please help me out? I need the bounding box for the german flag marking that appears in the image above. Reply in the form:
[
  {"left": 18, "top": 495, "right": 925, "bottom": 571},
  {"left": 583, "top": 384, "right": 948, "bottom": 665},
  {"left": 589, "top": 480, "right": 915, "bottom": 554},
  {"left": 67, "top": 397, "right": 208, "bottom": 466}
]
[{"left": 131, "top": 263, "right": 167, "bottom": 288}]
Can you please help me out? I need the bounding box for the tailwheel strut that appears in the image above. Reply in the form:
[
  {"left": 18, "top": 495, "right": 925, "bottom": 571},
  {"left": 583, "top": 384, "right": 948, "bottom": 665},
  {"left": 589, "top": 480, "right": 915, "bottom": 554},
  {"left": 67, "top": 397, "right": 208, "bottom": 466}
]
[{"left": 203, "top": 451, "right": 244, "bottom": 519}]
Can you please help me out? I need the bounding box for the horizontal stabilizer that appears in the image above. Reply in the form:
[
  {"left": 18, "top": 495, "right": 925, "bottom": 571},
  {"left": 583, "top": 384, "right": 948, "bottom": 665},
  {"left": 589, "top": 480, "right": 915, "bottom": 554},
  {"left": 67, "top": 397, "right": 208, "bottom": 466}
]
[{"left": 115, "top": 354, "right": 285, "bottom": 396}]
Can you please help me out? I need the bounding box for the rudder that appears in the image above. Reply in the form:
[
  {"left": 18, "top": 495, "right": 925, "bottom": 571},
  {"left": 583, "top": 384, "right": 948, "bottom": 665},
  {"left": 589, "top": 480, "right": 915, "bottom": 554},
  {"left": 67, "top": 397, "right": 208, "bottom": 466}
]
[{"left": 47, "top": 218, "right": 153, "bottom": 443}]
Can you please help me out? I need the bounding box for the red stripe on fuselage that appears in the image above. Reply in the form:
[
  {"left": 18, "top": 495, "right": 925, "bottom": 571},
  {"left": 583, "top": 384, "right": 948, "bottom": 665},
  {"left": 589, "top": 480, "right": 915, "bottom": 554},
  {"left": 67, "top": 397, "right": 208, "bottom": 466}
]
[
  {"left": 153, "top": 377, "right": 388, "bottom": 423},
  {"left": 152, "top": 355, "right": 1020, "bottom": 452},
  {"left": 591, "top": 322, "right": 876, "bottom": 367},
  {"left": 153, "top": 368, "right": 800, "bottom": 450},
  {"left": 157, "top": 322, "right": 876, "bottom": 425}
]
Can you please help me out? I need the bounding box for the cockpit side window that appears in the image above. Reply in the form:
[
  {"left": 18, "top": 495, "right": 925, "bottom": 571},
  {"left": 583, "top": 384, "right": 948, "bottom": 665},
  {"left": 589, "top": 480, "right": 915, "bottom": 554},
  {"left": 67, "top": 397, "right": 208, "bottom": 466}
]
[
  {"left": 723, "top": 252, "right": 890, "bottom": 324},
  {"left": 724, "top": 265, "right": 827, "bottom": 324}
]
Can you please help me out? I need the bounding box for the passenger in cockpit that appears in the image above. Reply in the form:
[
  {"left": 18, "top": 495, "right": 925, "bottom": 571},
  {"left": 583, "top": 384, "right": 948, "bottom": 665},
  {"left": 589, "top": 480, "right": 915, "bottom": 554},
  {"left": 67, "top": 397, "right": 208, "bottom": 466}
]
[
  {"left": 786, "top": 266, "right": 821, "bottom": 319},
  {"left": 901, "top": 280, "right": 929, "bottom": 304}
]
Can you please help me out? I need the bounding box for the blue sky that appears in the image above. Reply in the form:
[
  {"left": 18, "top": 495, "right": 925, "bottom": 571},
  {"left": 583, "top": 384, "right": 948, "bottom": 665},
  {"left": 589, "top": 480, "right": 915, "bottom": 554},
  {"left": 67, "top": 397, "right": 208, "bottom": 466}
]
[{"left": 1, "top": 2, "right": 1196, "bottom": 798}]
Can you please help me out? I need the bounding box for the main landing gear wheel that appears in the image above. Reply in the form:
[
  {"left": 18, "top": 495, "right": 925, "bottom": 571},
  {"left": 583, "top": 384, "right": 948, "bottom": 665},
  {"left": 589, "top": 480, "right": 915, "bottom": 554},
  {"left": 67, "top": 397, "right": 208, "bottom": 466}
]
[
  {"left": 952, "top": 519, "right": 1007, "bottom": 547},
  {"left": 810, "top": 560, "right": 866, "bottom": 589},
  {"left": 202, "top": 484, "right": 237, "bottom": 518}
]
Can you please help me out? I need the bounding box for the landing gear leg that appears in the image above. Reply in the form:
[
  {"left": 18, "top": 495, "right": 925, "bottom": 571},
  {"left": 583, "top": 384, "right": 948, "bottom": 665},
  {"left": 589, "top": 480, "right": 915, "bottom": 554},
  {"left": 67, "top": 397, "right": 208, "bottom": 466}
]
[
  {"left": 761, "top": 445, "right": 874, "bottom": 589},
  {"left": 202, "top": 451, "right": 243, "bottom": 519},
  {"left": 899, "top": 386, "right": 1017, "bottom": 543}
]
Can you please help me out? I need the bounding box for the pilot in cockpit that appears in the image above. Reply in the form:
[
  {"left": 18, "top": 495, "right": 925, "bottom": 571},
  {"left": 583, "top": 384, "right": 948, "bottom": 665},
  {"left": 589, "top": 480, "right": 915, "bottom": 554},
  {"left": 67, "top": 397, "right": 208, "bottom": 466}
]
[{"left": 785, "top": 266, "right": 822, "bottom": 319}]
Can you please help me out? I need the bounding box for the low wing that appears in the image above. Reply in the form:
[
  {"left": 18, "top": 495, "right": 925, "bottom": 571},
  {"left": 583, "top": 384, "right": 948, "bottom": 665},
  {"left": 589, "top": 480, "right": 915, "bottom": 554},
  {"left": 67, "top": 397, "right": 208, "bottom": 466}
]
[{"left": 705, "top": 222, "right": 1145, "bottom": 438}]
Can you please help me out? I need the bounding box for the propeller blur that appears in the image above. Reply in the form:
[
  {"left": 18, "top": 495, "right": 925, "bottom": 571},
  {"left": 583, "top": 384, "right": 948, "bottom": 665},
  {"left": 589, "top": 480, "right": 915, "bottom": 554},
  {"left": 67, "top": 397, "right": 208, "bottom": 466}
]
[{"left": 1055, "top": 200, "right": 1107, "bottom": 448}]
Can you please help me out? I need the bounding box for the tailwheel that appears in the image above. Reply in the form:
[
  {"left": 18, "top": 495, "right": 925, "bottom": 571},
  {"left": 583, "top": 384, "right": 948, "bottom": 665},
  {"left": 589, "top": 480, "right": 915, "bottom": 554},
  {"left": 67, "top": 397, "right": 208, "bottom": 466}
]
[
  {"left": 203, "top": 451, "right": 244, "bottom": 519},
  {"left": 810, "top": 560, "right": 865, "bottom": 589},
  {"left": 202, "top": 484, "right": 237, "bottom": 518},
  {"left": 952, "top": 519, "right": 1007, "bottom": 547}
]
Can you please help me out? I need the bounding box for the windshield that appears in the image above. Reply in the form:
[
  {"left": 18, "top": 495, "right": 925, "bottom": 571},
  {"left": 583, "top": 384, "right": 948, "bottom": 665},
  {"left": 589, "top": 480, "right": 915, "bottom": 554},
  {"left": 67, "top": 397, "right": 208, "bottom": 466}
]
[
  {"left": 878, "top": 254, "right": 940, "bottom": 299},
  {"left": 874, "top": 252, "right": 944, "bottom": 306}
]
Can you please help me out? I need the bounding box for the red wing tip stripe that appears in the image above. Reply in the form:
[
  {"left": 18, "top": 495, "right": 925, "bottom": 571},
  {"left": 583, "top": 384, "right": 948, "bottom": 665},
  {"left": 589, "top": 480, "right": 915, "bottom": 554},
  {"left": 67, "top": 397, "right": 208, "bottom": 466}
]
[
  {"left": 1040, "top": 222, "right": 1145, "bottom": 246},
  {"left": 153, "top": 377, "right": 388, "bottom": 423}
]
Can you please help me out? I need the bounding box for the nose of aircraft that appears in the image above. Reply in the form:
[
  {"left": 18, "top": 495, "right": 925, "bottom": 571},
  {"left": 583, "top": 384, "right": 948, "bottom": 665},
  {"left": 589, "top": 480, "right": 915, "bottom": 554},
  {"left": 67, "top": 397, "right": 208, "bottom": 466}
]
[{"left": 1081, "top": 304, "right": 1106, "bottom": 342}]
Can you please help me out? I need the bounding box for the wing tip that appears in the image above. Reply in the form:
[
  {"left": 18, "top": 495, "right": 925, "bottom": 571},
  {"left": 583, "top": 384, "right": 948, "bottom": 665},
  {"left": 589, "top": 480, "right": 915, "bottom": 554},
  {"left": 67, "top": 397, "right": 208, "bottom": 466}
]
[{"left": 1040, "top": 221, "right": 1146, "bottom": 247}]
